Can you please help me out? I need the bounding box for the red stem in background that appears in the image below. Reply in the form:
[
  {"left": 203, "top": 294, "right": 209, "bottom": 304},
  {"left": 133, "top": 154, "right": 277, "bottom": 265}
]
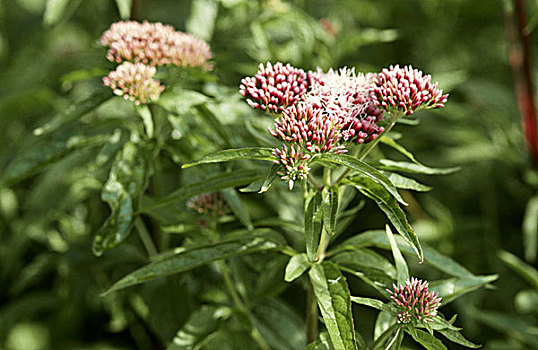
[{"left": 503, "top": 0, "right": 538, "bottom": 164}]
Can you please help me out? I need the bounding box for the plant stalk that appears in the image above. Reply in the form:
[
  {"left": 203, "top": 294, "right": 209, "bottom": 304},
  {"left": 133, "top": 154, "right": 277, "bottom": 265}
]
[
  {"left": 306, "top": 283, "right": 319, "bottom": 344},
  {"left": 135, "top": 217, "right": 158, "bottom": 257}
]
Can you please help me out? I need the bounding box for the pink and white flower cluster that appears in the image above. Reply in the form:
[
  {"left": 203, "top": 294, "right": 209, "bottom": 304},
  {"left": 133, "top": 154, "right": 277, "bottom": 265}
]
[
  {"left": 103, "top": 62, "right": 164, "bottom": 105},
  {"left": 101, "top": 20, "right": 212, "bottom": 105},
  {"left": 387, "top": 277, "right": 442, "bottom": 324},
  {"left": 240, "top": 62, "right": 448, "bottom": 188}
]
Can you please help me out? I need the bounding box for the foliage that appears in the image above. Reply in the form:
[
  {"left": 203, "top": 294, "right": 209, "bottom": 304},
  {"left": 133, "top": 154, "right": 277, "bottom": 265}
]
[{"left": 1, "top": 0, "right": 537, "bottom": 349}]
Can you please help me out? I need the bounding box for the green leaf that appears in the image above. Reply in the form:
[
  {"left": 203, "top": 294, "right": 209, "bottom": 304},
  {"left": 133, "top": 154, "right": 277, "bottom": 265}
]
[
  {"left": 115, "top": 0, "right": 132, "bottom": 19},
  {"left": 523, "top": 195, "right": 538, "bottom": 262},
  {"left": 156, "top": 89, "right": 209, "bottom": 114},
  {"left": 380, "top": 136, "right": 421, "bottom": 164},
  {"left": 385, "top": 225, "right": 409, "bottom": 285},
  {"left": 2, "top": 134, "right": 108, "bottom": 186},
  {"left": 139, "top": 169, "right": 262, "bottom": 212},
  {"left": 350, "top": 296, "right": 384, "bottom": 311},
  {"left": 103, "top": 232, "right": 283, "bottom": 294},
  {"left": 182, "top": 148, "right": 274, "bottom": 168},
  {"left": 346, "top": 175, "right": 423, "bottom": 262},
  {"left": 221, "top": 189, "right": 253, "bottom": 230},
  {"left": 472, "top": 310, "right": 538, "bottom": 347},
  {"left": 330, "top": 249, "right": 397, "bottom": 280},
  {"left": 305, "top": 332, "right": 334, "bottom": 350},
  {"left": 337, "top": 230, "right": 475, "bottom": 279},
  {"left": 43, "top": 0, "right": 74, "bottom": 25},
  {"left": 167, "top": 305, "right": 229, "bottom": 349},
  {"left": 498, "top": 250, "right": 538, "bottom": 289},
  {"left": 252, "top": 299, "right": 306, "bottom": 350},
  {"left": 429, "top": 275, "right": 498, "bottom": 305},
  {"left": 376, "top": 159, "right": 460, "bottom": 175},
  {"left": 305, "top": 191, "right": 323, "bottom": 262},
  {"left": 322, "top": 185, "right": 339, "bottom": 236},
  {"left": 259, "top": 163, "right": 280, "bottom": 193},
  {"left": 383, "top": 172, "right": 432, "bottom": 192},
  {"left": 136, "top": 105, "right": 154, "bottom": 138},
  {"left": 318, "top": 153, "right": 406, "bottom": 205},
  {"left": 194, "top": 104, "right": 233, "bottom": 148},
  {"left": 284, "top": 253, "right": 310, "bottom": 282},
  {"left": 186, "top": 0, "right": 219, "bottom": 41},
  {"left": 437, "top": 328, "right": 480, "bottom": 348},
  {"left": 33, "top": 90, "right": 113, "bottom": 136},
  {"left": 93, "top": 141, "right": 152, "bottom": 256},
  {"left": 407, "top": 328, "right": 447, "bottom": 350},
  {"left": 374, "top": 310, "right": 395, "bottom": 340},
  {"left": 309, "top": 262, "right": 358, "bottom": 350}
]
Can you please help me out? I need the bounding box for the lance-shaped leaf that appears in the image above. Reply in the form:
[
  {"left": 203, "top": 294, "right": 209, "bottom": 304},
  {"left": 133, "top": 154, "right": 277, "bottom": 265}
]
[
  {"left": 498, "top": 250, "right": 538, "bottom": 289},
  {"left": 305, "top": 191, "right": 323, "bottom": 262},
  {"left": 330, "top": 249, "right": 397, "bottom": 280},
  {"left": 345, "top": 174, "right": 423, "bottom": 262},
  {"left": 317, "top": 153, "right": 406, "bottom": 205},
  {"left": 33, "top": 90, "right": 113, "bottom": 135},
  {"left": 385, "top": 225, "right": 409, "bottom": 285},
  {"left": 406, "top": 328, "right": 447, "bottom": 350},
  {"left": 437, "top": 328, "right": 480, "bottom": 349},
  {"left": 522, "top": 195, "right": 538, "bottom": 262},
  {"left": 309, "top": 262, "right": 358, "bottom": 350},
  {"left": 103, "top": 232, "right": 284, "bottom": 294},
  {"left": 167, "top": 305, "right": 230, "bottom": 350},
  {"left": 322, "top": 185, "right": 339, "bottom": 236},
  {"left": 382, "top": 172, "right": 432, "bottom": 192},
  {"left": 284, "top": 253, "right": 310, "bottom": 282},
  {"left": 2, "top": 133, "right": 108, "bottom": 186},
  {"left": 93, "top": 141, "right": 152, "bottom": 256},
  {"left": 221, "top": 189, "right": 253, "bottom": 230},
  {"left": 350, "top": 296, "right": 385, "bottom": 311},
  {"left": 380, "top": 136, "right": 421, "bottom": 164},
  {"left": 182, "top": 148, "right": 275, "bottom": 168},
  {"left": 336, "top": 230, "right": 475, "bottom": 279},
  {"left": 139, "top": 169, "right": 262, "bottom": 212},
  {"left": 376, "top": 159, "right": 459, "bottom": 175},
  {"left": 429, "top": 275, "right": 498, "bottom": 305}
]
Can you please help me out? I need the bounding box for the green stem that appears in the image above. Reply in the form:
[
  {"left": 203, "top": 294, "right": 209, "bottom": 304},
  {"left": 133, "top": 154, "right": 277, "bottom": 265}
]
[
  {"left": 306, "top": 282, "right": 319, "bottom": 344},
  {"left": 135, "top": 217, "right": 158, "bottom": 257},
  {"left": 208, "top": 223, "right": 270, "bottom": 350}
]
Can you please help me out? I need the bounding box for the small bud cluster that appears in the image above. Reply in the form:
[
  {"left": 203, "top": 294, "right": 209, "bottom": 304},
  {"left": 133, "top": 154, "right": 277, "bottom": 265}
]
[
  {"left": 103, "top": 62, "right": 164, "bottom": 105},
  {"left": 272, "top": 144, "right": 311, "bottom": 190},
  {"left": 101, "top": 20, "right": 212, "bottom": 105},
  {"left": 240, "top": 63, "right": 447, "bottom": 189},
  {"left": 187, "top": 192, "right": 230, "bottom": 217},
  {"left": 373, "top": 65, "right": 448, "bottom": 116},
  {"left": 387, "top": 277, "right": 442, "bottom": 324},
  {"left": 100, "top": 20, "right": 212, "bottom": 69},
  {"left": 239, "top": 62, "right": 309, "bottom": 113}
]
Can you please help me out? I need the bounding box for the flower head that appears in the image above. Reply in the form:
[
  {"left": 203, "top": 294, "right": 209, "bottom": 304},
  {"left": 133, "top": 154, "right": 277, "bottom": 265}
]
[
  {"left": 387, "top": 277, "right": 442, "bottom": 324},
  {"left": 101, "top": 20, "right": 212, "bottom": 68},
  {"left": 373, "top": 65, "right": 448, "bottom": 116},
  {"left": 272, "top": 144, "right": 311, "bottom": 190},
  {"left": 239, "top": 62, "right": 309, "bottom": 113},
  {"left": 269, "top": 103, "right": 346, "bottom": 154},
  {"left": 187, "top": 192, "right": 229, "bottom": 217},
  {"left": 103, "top": 62, "right": 164, "bottom": 105},
  {"left": 304, "top": 68, "right": 385, "bottom": 144}
]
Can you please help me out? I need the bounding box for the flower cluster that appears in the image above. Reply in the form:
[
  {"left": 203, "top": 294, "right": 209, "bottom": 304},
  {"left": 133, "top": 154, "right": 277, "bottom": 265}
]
[
  {"left": 240, "top": 62, "right": 447, "bottom": 188},
  {"left": 103, "top": 62, "right": 164, "bottom": 105},
  {"left": 239, "top": 62, "right": 309, "bottom": 113},
  {"left": 373, "top": 65, "right": 448, "bottom": 116},
  {"left": 187, "top": 192, "right": 230, "bottom": 217},
  {"left": 100, "top": 20, "right": 212, "bottom": 69},
  {"left": 387, "top": 277, "right": 442, "bottom": 324},
  {"left": 101, "top": 20, "right": 212, "bottom": 105}
]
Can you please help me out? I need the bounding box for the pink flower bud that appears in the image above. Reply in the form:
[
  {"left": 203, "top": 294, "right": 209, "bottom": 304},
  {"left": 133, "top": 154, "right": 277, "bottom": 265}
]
[
  {"left": 386, "top": 277, "right": 442, "bottom": 324},
  {"left": 373, "top": 65, "right": 448, "bottom": 116},
  {"left": 239, "top": 62, "right": 309, "bottom": 113}
]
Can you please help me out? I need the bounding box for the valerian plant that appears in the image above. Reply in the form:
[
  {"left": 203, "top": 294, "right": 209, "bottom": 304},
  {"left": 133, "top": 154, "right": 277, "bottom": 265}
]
[{"left": 1, "top": 17, "right": 497, "bottom": 350}]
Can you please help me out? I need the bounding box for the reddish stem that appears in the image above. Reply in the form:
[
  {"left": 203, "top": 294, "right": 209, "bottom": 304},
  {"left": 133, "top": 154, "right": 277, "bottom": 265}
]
[{"left": 503, "top": 0, "right": 538, "bottom": 163}]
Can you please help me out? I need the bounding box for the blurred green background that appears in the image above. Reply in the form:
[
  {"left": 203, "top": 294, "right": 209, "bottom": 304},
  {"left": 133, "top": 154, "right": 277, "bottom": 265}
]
[{"left": 1, "top": 0, "right": 537, "bottom": 349}]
